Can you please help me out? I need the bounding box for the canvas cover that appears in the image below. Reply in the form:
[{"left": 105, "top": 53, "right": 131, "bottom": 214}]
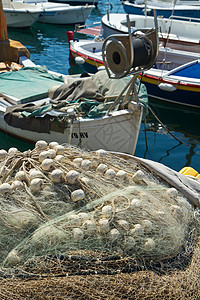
[
  {"left": 4, "top": 70, "right": 147, "bottom": 133},
  {"left": 0, "top": 66, "right": 64, "bottom": 102}
]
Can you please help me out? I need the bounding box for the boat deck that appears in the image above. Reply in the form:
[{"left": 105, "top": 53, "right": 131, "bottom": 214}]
[{"left": 75, "top": 25, "right": 101, "bottom": 37}]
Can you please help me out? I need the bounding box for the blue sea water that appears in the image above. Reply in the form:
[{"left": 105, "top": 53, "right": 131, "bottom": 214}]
[{"left": 2, "top": 0, "right": 200, "bottom": 172}]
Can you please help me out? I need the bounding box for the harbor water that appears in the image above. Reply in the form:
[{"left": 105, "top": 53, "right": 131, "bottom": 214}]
[{"left": 2, "top": 0, "right": 200, "bottom": 172}]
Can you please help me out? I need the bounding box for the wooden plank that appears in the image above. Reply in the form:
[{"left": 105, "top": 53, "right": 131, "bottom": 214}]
[{"left": 76, "top": 25, "right": 102, "bottom": 37}]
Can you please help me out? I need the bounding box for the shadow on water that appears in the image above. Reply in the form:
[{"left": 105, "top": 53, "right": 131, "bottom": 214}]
[
  {"left": 136, "top": 98, "right": 200, "bottom": 171},
  {"left": 0, "top": 131, "right": 34, "bottom": 152},
  {"left": 8, "top": 26, "right": 45, "bottom": 54},
  {"left": 147, "top": 98, "right": 200, "bottom": 139}
]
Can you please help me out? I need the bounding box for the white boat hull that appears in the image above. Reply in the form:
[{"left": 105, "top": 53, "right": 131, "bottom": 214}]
[
  {"left": 122, "top": 0, "right": 200, "bottom": 18},
  {"left": 3, "top": 9, "right": 40, "bottom": 27},
  {"left": 0, "top": 105, "right": 142, "bottom": 155},
  {"left": 34, "top": 3, "right": 94, "bottom": 25},
  {"left": 3, "top": 0, "right": 94, "bottom": 25},
  {"left": 38, "top": 6, "right": 93, "bottom": 24},
  {"left": 101, "top": 13, "right": 200, "bottom": 53}
]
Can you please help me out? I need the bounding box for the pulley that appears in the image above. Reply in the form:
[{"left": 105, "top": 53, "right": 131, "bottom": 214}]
[{"left": 102, "top": 14, "right": 159, "bottom": 78}]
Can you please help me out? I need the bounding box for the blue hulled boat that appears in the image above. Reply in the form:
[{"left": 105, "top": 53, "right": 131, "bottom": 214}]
[
  {"left": 122, "top": 0, "right": 200, "bottom": 19},
  {"left": 142, "top": 59, "right": 200, "bottom": 108}
]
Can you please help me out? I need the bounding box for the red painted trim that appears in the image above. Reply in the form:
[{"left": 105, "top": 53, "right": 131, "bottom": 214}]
[
  {"left": 142, "top": 73, "right": 200, "bottom": 89},
  {"left": 70, "top": 48, "right": 103, "bottom": 65}
]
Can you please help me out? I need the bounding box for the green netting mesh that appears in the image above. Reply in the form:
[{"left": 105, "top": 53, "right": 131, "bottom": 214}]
[{"left": 0, "top": 142, "right": 198, "bottom": 281}]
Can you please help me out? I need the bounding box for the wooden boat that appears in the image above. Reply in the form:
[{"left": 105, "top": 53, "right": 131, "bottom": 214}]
[
  {"left": 142, "top": 59, "right": 200, "bottom": 108},
  {"left": 122, "top": 0, "right": 200, "bottom": 19},
  {"left": 3, "top": 0, "right": 94, "bottom": 25},
  {"left": 69, "top": 38, "right": 104, "bottom": 73},
  {"left": 0, "top": 10, "right": 149, "bottom": 155},
  {"left": 101, "top": 13, "right": 200, "bottom": 53},
  {"left": 0, "top": 59, "right": 145, "bottom": 154},
  {"left": 2, "top": 0, "right": 42, "bottom": 27},
  {"left": 68, "top": 37, "right": 200, "bottom": 107}
]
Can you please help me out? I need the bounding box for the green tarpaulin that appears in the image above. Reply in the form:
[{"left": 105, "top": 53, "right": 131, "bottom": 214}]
[{"left": 0, "top": 66, "right": 64, "bottom": 103}]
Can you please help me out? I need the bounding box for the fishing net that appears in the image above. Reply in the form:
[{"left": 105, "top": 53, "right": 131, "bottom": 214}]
[{"left": 0, "top": 142, "right": 200, "bottom": 298}]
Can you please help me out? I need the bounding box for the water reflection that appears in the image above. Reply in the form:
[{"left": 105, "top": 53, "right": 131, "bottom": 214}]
[
  {"left": 185, "top": 143, "right": 197, "bottom": 166},
  {"left": 8, "top": 26, "right": 44, "bottom": 54},
  {"left": 68, "top": 59, "right": 85, "bottom": 75},
  {"left": 148, "top": 99, "right": 200, "bottom": 139},
  {"left": 136, "top": 99, "right": 200, "bottom": 171},
  {"left": 0, "top": 131, "right": 34, "bottom": 152},
  {"left": 157, "top": 142, "right": 182, "bottom": 164},
  {"left": 8, "top": 23, "right": 71, "bottom": 73}
]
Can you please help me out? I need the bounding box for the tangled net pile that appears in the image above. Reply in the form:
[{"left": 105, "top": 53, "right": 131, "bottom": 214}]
[{"left": 0, "top": 141, "right": 198, "bottom": 277}]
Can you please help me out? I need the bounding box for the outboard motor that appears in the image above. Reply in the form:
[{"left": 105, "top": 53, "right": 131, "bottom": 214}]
[{"left": 102, "top": 14, "right": 159, "bottom": 78}]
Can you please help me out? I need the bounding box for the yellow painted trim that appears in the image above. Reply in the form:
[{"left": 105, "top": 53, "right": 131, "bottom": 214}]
[
  {"left": 72, "top": 53, "right": 104, "bottom": 68},
  {"left": 140, "top": 75, "right": 200, "bottom": 93}
]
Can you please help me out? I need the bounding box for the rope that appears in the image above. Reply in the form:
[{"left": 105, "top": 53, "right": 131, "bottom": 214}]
[
  {"left": 106, "top": 75, "right": 138, "bottom": 114},
  {"left": 148, "top": 105, "right": 183, "bottom": 144},
  {"left": 158, "top": 0, "right": 177, "bottom": 75}
]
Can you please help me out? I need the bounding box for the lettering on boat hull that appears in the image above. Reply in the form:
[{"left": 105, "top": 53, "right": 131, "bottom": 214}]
[{"left": 71, "top": 132, "right": 88, "bottom": 139}]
